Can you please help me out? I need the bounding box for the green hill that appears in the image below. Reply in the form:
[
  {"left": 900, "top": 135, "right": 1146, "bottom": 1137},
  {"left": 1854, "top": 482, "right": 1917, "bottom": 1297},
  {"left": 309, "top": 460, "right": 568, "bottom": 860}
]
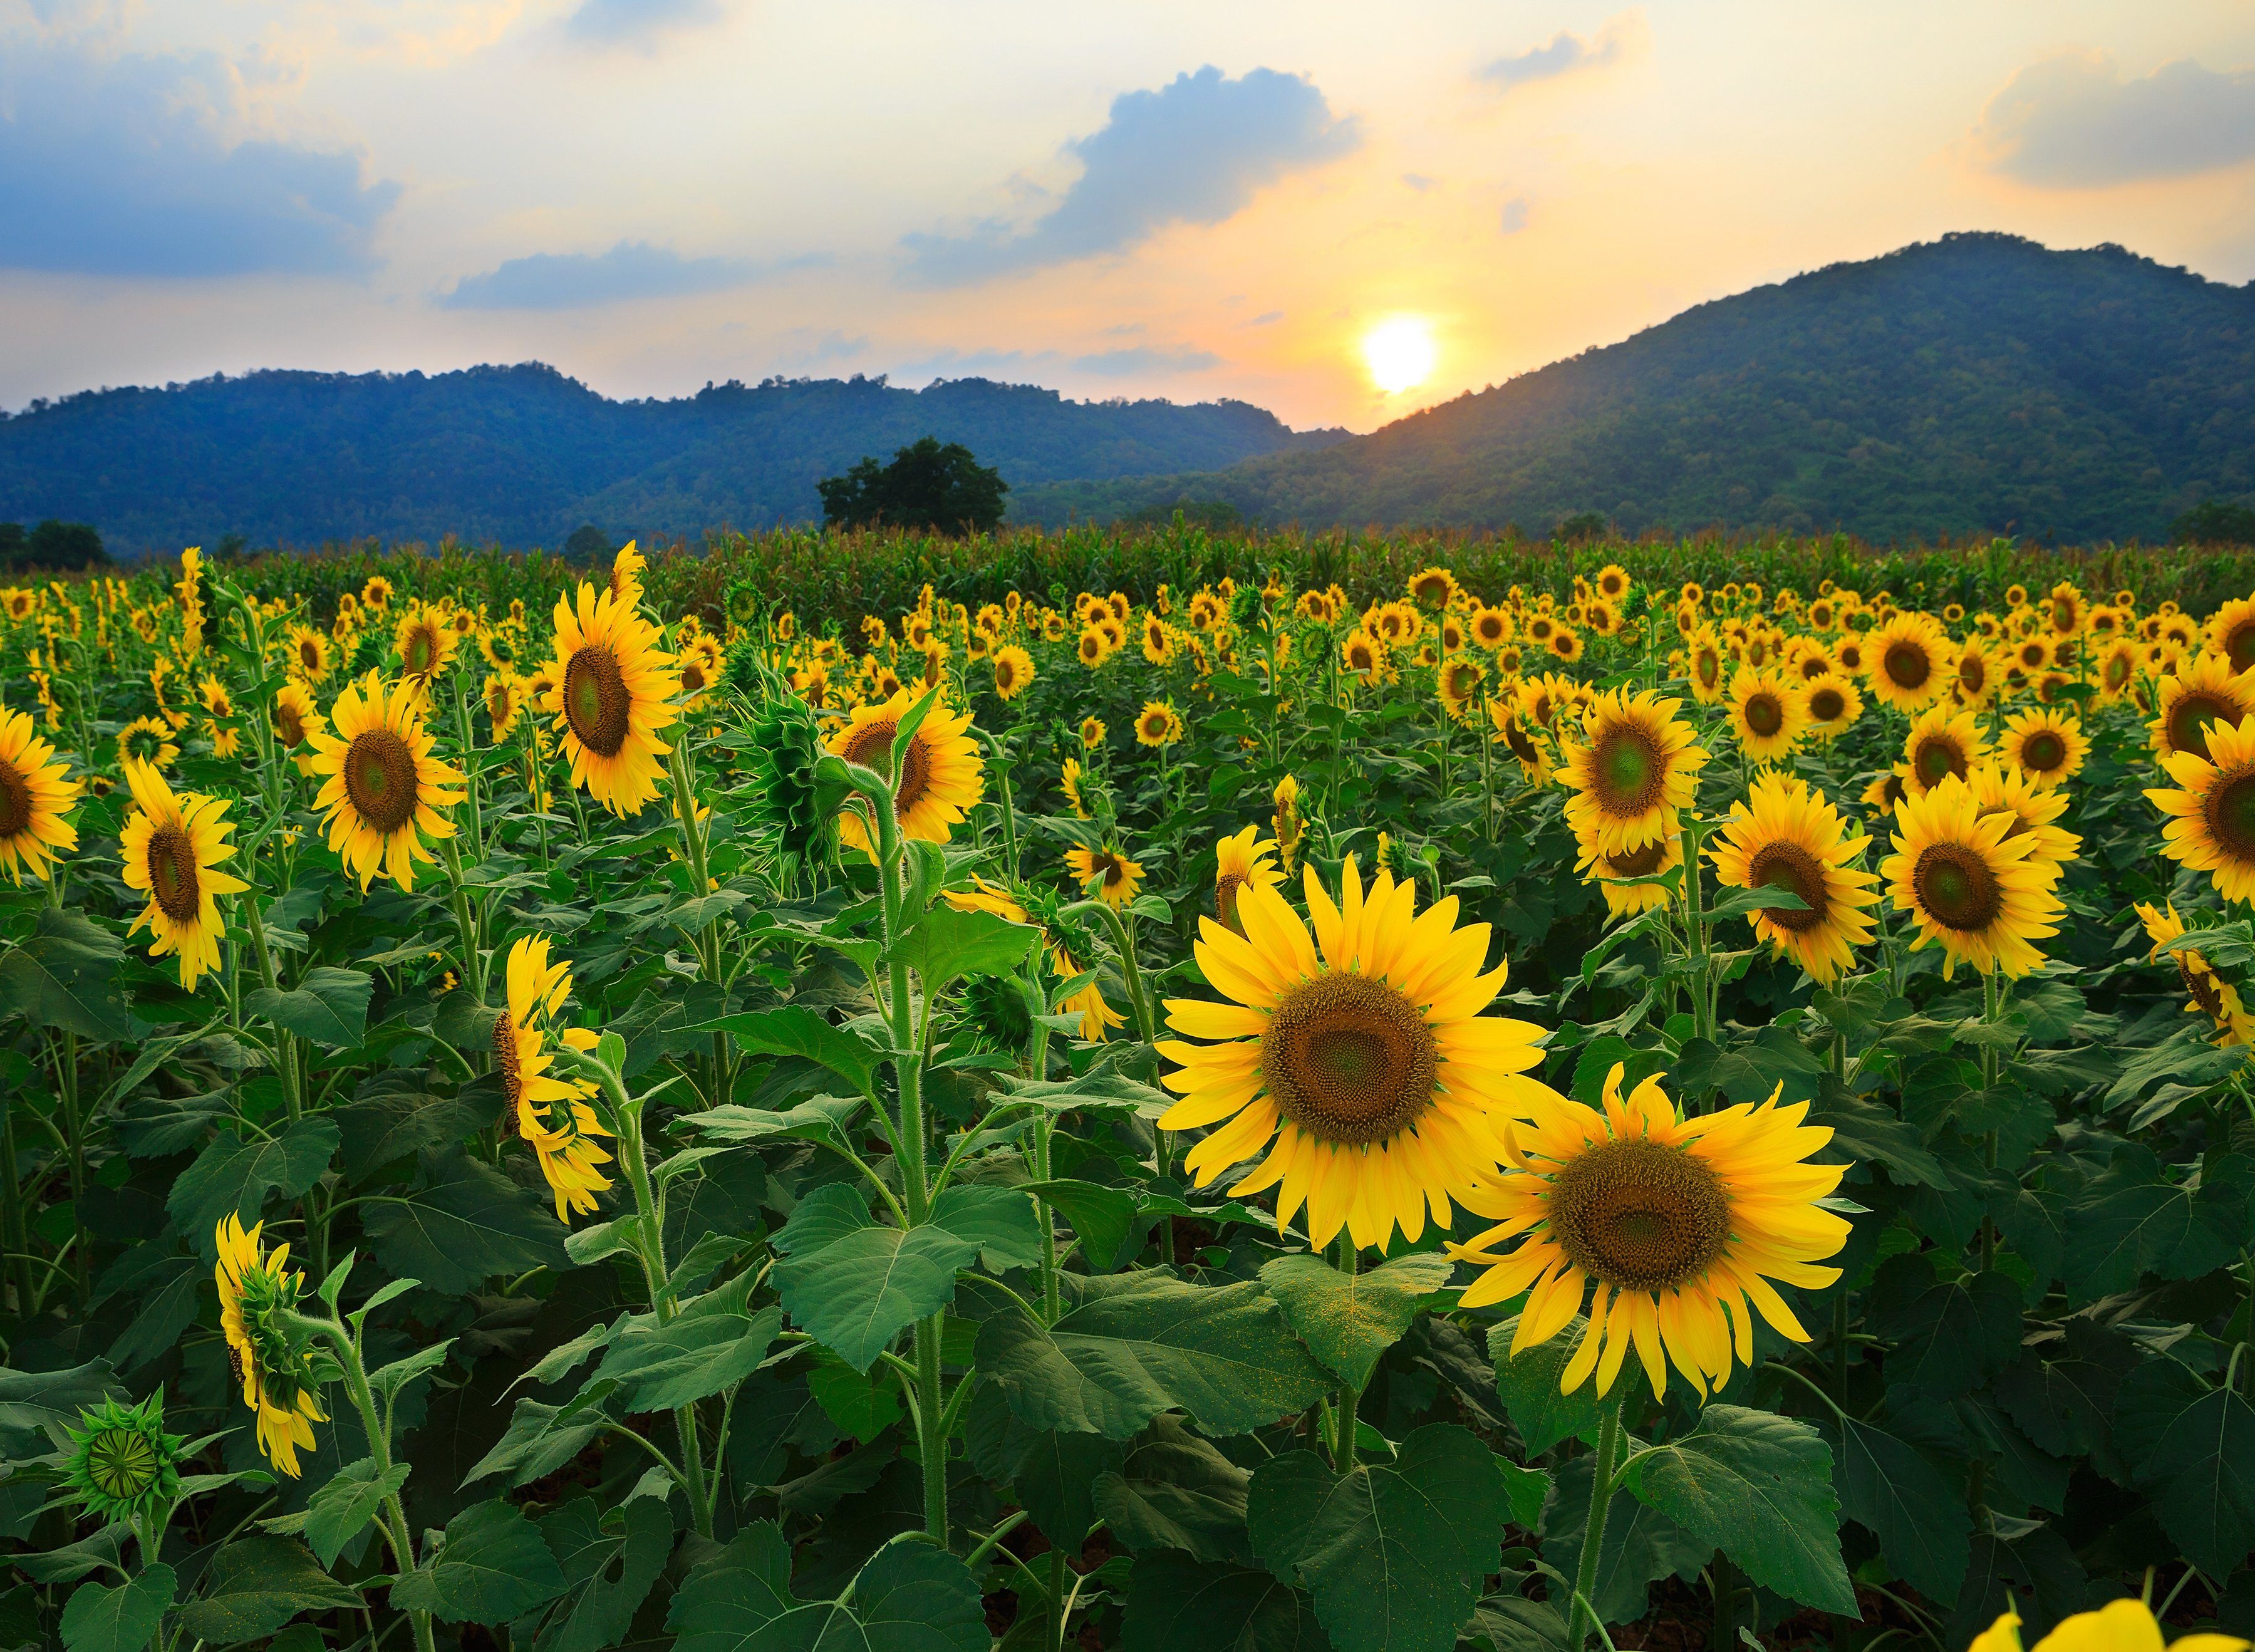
[{"left": 1011, "top": 233, "right": 2255, "bottom": 543}]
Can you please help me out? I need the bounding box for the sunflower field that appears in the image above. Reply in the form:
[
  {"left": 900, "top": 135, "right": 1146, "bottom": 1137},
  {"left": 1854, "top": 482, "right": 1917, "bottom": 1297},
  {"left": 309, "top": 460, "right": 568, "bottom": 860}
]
[{"left": 4, "top": 539, "right": 2255, "bottom": 1652}]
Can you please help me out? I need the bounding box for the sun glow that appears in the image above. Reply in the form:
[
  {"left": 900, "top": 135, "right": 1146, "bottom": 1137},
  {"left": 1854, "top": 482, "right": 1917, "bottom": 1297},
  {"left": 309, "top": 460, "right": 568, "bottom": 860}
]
[{"left": 1362, "top": 315, "right": 1437, "bottom": 396}]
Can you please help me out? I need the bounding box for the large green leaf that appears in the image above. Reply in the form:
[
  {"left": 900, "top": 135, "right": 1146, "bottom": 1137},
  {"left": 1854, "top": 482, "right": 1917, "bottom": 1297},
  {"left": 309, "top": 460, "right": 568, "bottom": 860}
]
[
  {"left": 1867, "top": 1252, "right": 2021, "bottom": 1397},
  {"left": 167, "top": 1120, "right": 341, "bottom": 1247},
  {"left": 246, "top": 965, "right": 374, "bottom": 1048},
  {"left": 0, "top": 1359, "right": 122, "bottom": 1455},
  {"left": 1616, "top": 1405, "right": 1857, "bottom": 1616},
  {"left": 1672, "top": 1029, "right": 1823, "bottom": 1106},
  {"left": 0, "top": 907, "right": 132, "bottom": 1041},
  {"left": 977, "top": 1270, "right": 1333, "bottom": 1440},
  {"left": 176, "top": 1536, "right": 361, "bottom": 1643},
  {"left": 929, "top": 1183, "right": 1047, "bottom": 1270},
  {"left": 2116, "top": 1367, "right": 2255, "bottom": 1579},
  {"left": 60, "top": 1564, "right": 175, "bottom": 1652},
  {"left": 1116, "top": 1551, "right": 1332, "bottom": 1652},
  {"left": 390, "top": 1498, "right": 568, "bottom": 1626},
  {"left": 1259, "top": 1251, "right": 1454, "bottom": 1390},
  {"left": 304, "top": 1458, "right": 410, "bottom": 1567},
  {"left": 962, "top": 1383, "right": 1123, "bottom": 1550},
  {"left": 892, "top": 903, "right": 1037, "bottom": 993},
  {"left": 334, "top": 1081, "right": 495, "bottom": 1178},
  {"left": 534, "top": 1496, "right": 674, "bottom": 1652},
  {"left": 770, "top": 1184, "right": 977, "bottom": 1373},
  {"left": 692, "top": 1005, "right": 887, "bottom": 1098},
  {"left": 1823, "top": 1416, "right": 1969, "bottom": 1602},
  {"left": 1539, "top": 1452, "right": 1707, "bottom": 1629},
  {"left": 667, "top": 1523, "right": 988, "bottom": 1652},
  {"left": 361, "top": 1151, "right": 569, "bottom": 1294},
  {"left": 2061, "top": 1155, "right": 2244, "bottom": 1301},
  {"left": 593, "top": 1285, "right": 782, "bottom": 1413},
  {"left": 1488, "top": 1317, "right": 1603, "bottom": 1458},
  {"left": 1022, "top": 1178, "right": 1137, "bottom": 1271},
  {"left": 103, "top": 1252, "right": 201, "bottom": 1373},
  {"left": 1091, "top": 1415, "right": 1255, "bottom": 1562},
  {"left": 1247, "top": 1425, "right": 1513, "bottom": 1652},
  {"left": 462, "top": 1383, "right": 618, "bottom": 1489}
]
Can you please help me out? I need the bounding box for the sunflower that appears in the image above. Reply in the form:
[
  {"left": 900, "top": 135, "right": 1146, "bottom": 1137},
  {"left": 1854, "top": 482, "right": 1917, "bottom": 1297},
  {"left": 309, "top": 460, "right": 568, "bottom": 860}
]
[
  {"left": 1574, "top": 824, "right": 1682, "bottom": 919},
  {"left": 1548, "top": 626, "right": 1585, "bottom": 663},
  {"left": 1998, "top": 706, "right": 2086, "bottom": 789},
  {"left": 1726, "top": 667, "right": 1805, "bottom": 764},
  {"left": 2045, "top": 581, "right": 2084, "bottom": 637},
  {"left": 0, "top": 708, "right": 80, "bottom": 884},
  {"left": 1408, "top": 566, "right": 1459, "bottom": 610},
  {"left": 1470, "top": 605, "right": 1512, "bottom": 648},
  {"left": 306, "top": 673, "right": 467, "bottom": 892},
  {"left": 391, "top": 606, "right": 457, "bottom": 682},
  {"left": 1213, "top": 824, "right": 1282, "bottom": 934},
  {"left": 1490, "top": 699, "right": 1553, "bottom": 784},
  {"left": 2096, "top": 638, "right": 2141, "bottom": 704},
  {"left": 2147, "top": 710, "right": 2255, "bottom": 904},
  {"left": 992, "top": 645, "right": 1034, "bottom": 701},
  {"left": 1902, "top": 704, "right": 1989, "bottom": 798},
  {"left": 1971, "top": 1597, "right": 2248, "bottom": 1652},
  {"left": 1881, "top": 773, "right": 2063, "bottom": 978},
  {"left": 541, "top": 581, "right": 680, "bottom": 817},
  {"left": 1438, "top": 657, "right": 1486, "bottom": 723},
  {"left": 1706, "top": 771, "right": 1879, "bottom": 984},
  {"left": 2207, "top": 597, "right": 2255, "bottom": 674},
  {"left": 1450, "top": 1062, "right": 1848, "bottom": 1400},
  {"left": 1066, "top": 843, "right": 1144, "bottom": 909},
  {"left": 1136, "top": 700, "right": 1185, "bottom": 748},
  {"left": 361, "top": 575, "right": 393, "bottom": 610},
  {"left": 1802, "top": 673, "right": 1863, "bottom": 740},
  {"left": 827, "top": 687, "right": 984, "bottom": 855},
  {"left": 1686, "top": 628, "right": 1727, "bottom": 703},
  {"left": 484, "top": 672, "right": 525, "bottom": 740},
  {"left": 1081, "top": 715, "right": 1106, "bottom": 750},
  {"left": 117, "top": 714, "right": 180, "bottom": 771},
  {"left": 2135, "top": 901, "right": 2254, "bottom": 1047},
  {"left": 1159, "top": 855, "right": 1558, "bottom": 1250},
  {"left": 214, "top": 1215, "right": 328, "bottom": 1477},
  {"left": 678, "top": 635, "right": 725, "bottom": 706},
  {"left": 120, "top": 761, "right": 248, "bottom": 990},
  {"left": 1060, "top": 756, "right": 1092, "bottom": 819},
  {"left": 1076, "top": 625, "right": 1114, "bottom": 668},
  {"left": 495, "top": 937, "right": 616, "bottom": 1222},
  {"left": 608, "top": 541, "right": 647, "bottom": 606},
  {"left": 2150, "top": 652, "right": 2255, "bottom": 762},
  {"left": 1834, "top": 636, "right": 1868, "bottom": 677},
  {"left": 269, "top": 680, "right": 326, "bottom": 773},
  {"left": 286, "top": 623, "right": 332, "bottom": 683},
  {"left": 1341, "top": 630, "right": 1386, "bottom": 679},
  {"left": 1557, "top": 688, "right": 1707, "bottom": 856},
  {"left": 1952, "top": 638, "right": 1996, "bottom": 708},
  {"left": 1867, "top": 612, "right": 1951, "bottom": 712}
]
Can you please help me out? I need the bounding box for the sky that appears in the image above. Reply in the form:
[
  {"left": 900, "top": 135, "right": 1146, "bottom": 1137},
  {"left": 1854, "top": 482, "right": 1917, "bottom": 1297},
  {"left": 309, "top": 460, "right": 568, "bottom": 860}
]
[{"left": 1, "top": 0, "right": 2252, "bottom": 432}]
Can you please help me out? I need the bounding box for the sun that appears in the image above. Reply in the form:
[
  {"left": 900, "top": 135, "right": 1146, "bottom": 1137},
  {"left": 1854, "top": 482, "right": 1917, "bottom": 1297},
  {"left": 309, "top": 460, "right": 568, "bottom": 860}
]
[{"left": 1362, "top": 315, "right": 1436, "bottom": 395}]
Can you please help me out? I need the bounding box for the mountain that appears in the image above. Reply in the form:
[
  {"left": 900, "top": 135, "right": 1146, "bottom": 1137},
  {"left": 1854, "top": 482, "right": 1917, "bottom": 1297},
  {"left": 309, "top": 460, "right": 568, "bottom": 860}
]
[
  {"left": 0, "top": 366, "right": 1347, "bottom": 554},
  {"left": 1011, "top": 234, "right": 2255, "bottom": 544}
]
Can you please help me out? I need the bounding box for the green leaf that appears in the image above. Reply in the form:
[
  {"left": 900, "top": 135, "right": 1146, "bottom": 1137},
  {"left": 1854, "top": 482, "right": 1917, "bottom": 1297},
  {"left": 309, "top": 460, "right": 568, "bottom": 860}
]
[
  {"left": 1822, "top": 1416, "right": 1969, "bottom": 1603},
  {"left": 929, "top": 1183, "right": 1046, "bottom": 1270},
  {"left": 177, "top": 1536, "right": 361, "bottom": 1643},
  {"left": 105, "top": 1254, "right": 201, "bottom": 1374},
  {"left": 1615, "top": 1405, "right": 1857, "bottom": 1616},
  {"left": 463, "top": 1383, "right": 618, "bottom": 1489},
  {"left": 593, "top": 1286, "right": 782, "bottom": 1412},
  {"left": 1116, "top": 1551, "right": 1332, "bottom": 1652},
  {"left": 691, "top": 1005, "right": 886, "bottom": 1098},
  {"left": 1260, "top": 1250, "right": 1454, "bottom": 1390},
  {"left": 2117, "top": 1369, "right": 2255, "bottom": 1579},
  {"left": 0, "top": 907, "right": 132, "bottom": 1041},
  {"left": 770, "top": 1184, "right": 977, "bottom": 1373},
  {"left": 334, "top": 1081, "right": 494, "bottom": 1178},
  {"left": 1488, "top": 1318, "right": 1603, "bottom": 1458},
  {"left": 963, "top": 1382, "right": 1122, "bottom": 1549},
  {"left": 686, "top": 1095, "right": 864, "bottom": 1148},
  {"left": 1024, "top": 1178, "right": 1137, "bottom": 1270},
  {"left": 60, "top": 1563, "right": 174, "bottom": 1652},
  {"left": 361, "top": 1151, "right": 569, "bottom": 1295},
  {"left": 393, "top": 1499, "right": 568, "bottom": 1626},
  {"left": 534, "top": 1496, "right": 674, "bottom": 1652},
  {"left": 1868, "top": 1252, "right": 2022, "bottom": 1397},
  {"left": 977, "top": 1270, "right": 1334, "bottom": 1440},
  {"left": 246, "top": 966, "right": 375, "bottom": 1048},
  {"left": 304, "top": 1458, "right": 410, "bottom": 1567},
  {"left": 368, "top": 1339, "right": 454, "bottom": 1405},
  {"left": 1807, "top": 1081, "right": 1951, "bottom": 1188},
  {"left": 0, "top": 1359, "right": 123, "bottom": 1455},
  {"left": 167, "top": 1120, "right": 340, "bottom": 1245},
  {"left": 1672, "top": 1027, "right": 1823, "bottom": 1106},
  {"left": 807, "top": 1355, "right": 905, "bottom": 1445},
  {"left": 1091, "top": 1415, "right": 1255, "bottom": 1561},
  {"left": 1248, "top": 1425, "right": 1514, "bottom": 1652},
  {"left": 2061, "top": 1154, "right": 2242, "bottom": 1301},
  {"left": 892, "top": 903, "right": 1037, "bottom": 993},
  {"left": 667, "top": 1523, "right": 988, "bottom": 1652}
]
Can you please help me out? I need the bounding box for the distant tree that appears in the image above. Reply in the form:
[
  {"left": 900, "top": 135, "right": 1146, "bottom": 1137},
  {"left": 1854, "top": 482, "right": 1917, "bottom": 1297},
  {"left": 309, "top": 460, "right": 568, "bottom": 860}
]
[
  {"left": 2170, "top": 499, "right": 2255, "bottom": 546},
  {"left": 564, "top": 523, "right": 613, "bottom": 560},
  {"left": 1126, "top": 499, "right": 1244, "bottom": 531},
  {"left": 1554, "top": 511, "right": 1610, "bottom": 542},
  {"left": 0, "top": 523, "right": 24, "bottom": 573},
  {"left": 818, "top": 437, "right": 1008, "bottom": 536},
  {"left": 24, "top": 519, "right": 108, "bottom": 569},
  {"left": 213, "top": 533, "right": 249, "bottom": 561}
]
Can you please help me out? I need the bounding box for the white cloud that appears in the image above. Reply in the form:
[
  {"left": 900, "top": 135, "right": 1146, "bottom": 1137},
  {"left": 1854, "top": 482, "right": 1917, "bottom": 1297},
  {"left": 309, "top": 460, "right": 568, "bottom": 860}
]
[{"left": 1972, "top": 53, "right": 2255, "bottom": 188}]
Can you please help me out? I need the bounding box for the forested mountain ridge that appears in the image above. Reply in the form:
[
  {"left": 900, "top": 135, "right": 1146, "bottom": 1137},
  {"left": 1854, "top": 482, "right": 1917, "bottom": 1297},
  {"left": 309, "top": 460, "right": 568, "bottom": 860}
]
[
  {"left": 1011, "top": 234, "right": 2255, "bottom": 544},
  {"left": 0, "top": 366, "right": 1346, "bottom": 553}
]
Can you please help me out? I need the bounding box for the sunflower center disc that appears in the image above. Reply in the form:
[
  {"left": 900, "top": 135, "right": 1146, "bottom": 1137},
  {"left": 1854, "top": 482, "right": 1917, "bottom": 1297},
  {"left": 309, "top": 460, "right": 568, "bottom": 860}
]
[
  {"left": 1913, "top": 734, "right": 1963, "bottom": 788},
  {"left": 2179, "top": 955, "right": 2226, "bottom": 1020},
  {"left": 1913, "top": 841, "right": 2004, "bottom": 932},
  {"left": 300, "top": 640, "right": 321, "bottom": 670},
  {"left": 1550, "top": 1137, "right": 1730, "bottom": 1293},
  {"left": 564, "top": 645, "right": 632, "bottom": 757},
  {"left": 1810, "top": 688, "right": 1844, "bottom": 724},
  {"left": 343, "top": 728, "right": 420, "bottom": 834},
  {"left": 274, "top": 705, "right": 304, "bottom": 747},
  {"left": 491, "top": 1014, "right": 527, "bottom": 1130},
  {"left": 2023, "top": 732, "right": 2065, "bottom": 773},
  {"left": 1262, "top": 974, "right": 1438, "bottom": 1146},
  {"left": 2231, "top": 623, "right": 2255, "bottom": 673},
  {"left": 1884, "top": 641, "right": 1931, "bottom": 689},
  {"left": 147, "top": 825, "right": 202, "bottom": 923},
  {"left": 837, "top": 717, "right": 935, "bottom": 811},
  {"left": 0, "top": 757, "right": 32, "bottom": 837},
  {"left": 1505, "top": 722, "right": 1540, "bottom": 765},
  {"left": 2204, "top": 771, "right": 2255, "bottom": 860},
  {"left": 404, "top": 628, "right": 435, "bottom": 674},
  {"left": 1607, "top": 838, "right": 1668, "bottom": 878},
  {"left": 1744, "top": 694, "right": 1783, "bottom": 738},
  {"left": 1748, "top": 840, "right": 1828, "bottom": 932},
  {"left": 1594, "top": 725, "right": 1664, "bottom": 817},
  {"left": 2169, "top": 692, "right": 2235, "bottom": 760}
]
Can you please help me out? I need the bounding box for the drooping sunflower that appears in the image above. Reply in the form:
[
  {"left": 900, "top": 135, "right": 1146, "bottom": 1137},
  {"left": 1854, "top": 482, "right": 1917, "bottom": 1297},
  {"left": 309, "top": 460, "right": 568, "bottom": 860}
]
[
  {"left": 1726, "top": 667, "right": 1806, "bottom": 764},
  {"left": 1213, "top": 824, "right": 1282, "bottom": 933},
  {"left": 1159, "top": 855, "right": 1560, "bottom": 1250},
  {"left": 2149, "top": 652, "right": 2255, "bottom": 762},
  {"left": 1066, "top": 843, "right": 1144, "bottom": 908},
  {"left": 495, "top": 936, "right": 615, "bottom": 1222},
  {"left": 827, "top": 687, "right": 984, "bottom": 855},
  {"left": 1557, "top": 688, "right": 1707, "bottom": 856},
  {"left": 0, "top": 707, "right": 81, "bottom": 884},
  {"left": 120, "top": 761, "right": 248, "bottom": 990},
  {"left": 117, "top": 714, "right": 180, "bottom": 771},
  {"left": 1136, "top": 699, "right": 1185, "bottom": 748},
  {"left": 992, "top": 645, "right": 1034, "bottom": 702},
  {"left": 214, "top": 1215, "right": 328, "bottom": 1477},
  {"left": 306, "top": 672, "right": 467, "bottom": 891},
  {"left": 1867, "top": 611, "right": 1951, "bottom": 712},
  {"left": 286, "top": 623, "right": 332, "bottom": 683},
  {"left": 1902, "top": 704, "right": 1989, "bottom": 798},
  {"left": 1802, "top": 672, "right": 1863, "bottom": 741},
  {"left": 1706, "top": 770, "right": 1880, "bottom": 985},
  {"left": 2148, "top": 710, "right": 2255, "bottom": 905},
  {"left": 1999, "top": 706, "right": 2087, "bottom": 788},
  {"left": 2137, "top": 901, "right": 2253, "bottom": 1047},
  {"left": 392, "top": 605, "right": 457, "bottom": 682},
  {"left": 1451, "top": 1063, "right": 1849, "bottom": 1400},
  {"left": 1881, "top": 772, "right": 2063, "bottom": 978},
  {"left": 541, "top": 581, "right": 682, "bottom": 817},
  {"left": 1573, "top": 824, "right": 1681, "bottom": 919}
]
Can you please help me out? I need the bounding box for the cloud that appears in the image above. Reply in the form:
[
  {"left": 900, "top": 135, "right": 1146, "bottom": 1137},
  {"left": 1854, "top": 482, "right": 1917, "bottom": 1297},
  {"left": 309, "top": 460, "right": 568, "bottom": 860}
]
[
  {"left": 1479, "top": 20, "right": 1629, "bottom": 93},
  {"left": 1070, "top": 345, "right": 1220, "bottom": 376},
  {"left": 563, "top": 0, "right": 727, "bottom": 46},
  {"left": 1500, "top": 197, "right": 1530, "bottom": 234},
  {"left": 438, "top": 241, "right": 821, "bottom": 309},
  {"left": 904, "top": 65, "right": 1359, "bottom": 283},
  {"left": 1238, "top": 310, "right": 1284, "bottom": 328},
  {"left": 1972, "top": 53, "right": 2255, "bottom": 187},
  {"left": 0, "top": 36, "right": 398, "bottom": 278}
]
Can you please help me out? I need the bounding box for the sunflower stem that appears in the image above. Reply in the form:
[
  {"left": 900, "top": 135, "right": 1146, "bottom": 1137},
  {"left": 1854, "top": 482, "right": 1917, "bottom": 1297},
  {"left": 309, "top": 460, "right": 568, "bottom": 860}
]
[
  {"left": 1571, "top": 1396, "right": 1627, "bottom": 1652},
  {"left": 436, "top": 834, "right": 489, "bottom": 1006},
  {"left": 300, "top": 1310, "right": 437, "bottom": 1652},
  {"left": 1980, "top": 969, "right": 2001, "bottom": 1270}
]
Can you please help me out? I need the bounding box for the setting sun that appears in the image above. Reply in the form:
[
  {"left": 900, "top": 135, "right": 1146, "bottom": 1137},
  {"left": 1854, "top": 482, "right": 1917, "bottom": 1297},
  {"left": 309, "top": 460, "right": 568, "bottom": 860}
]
[{"left": 1362, "top": 315, "right": 1437, "bottom": 396}]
